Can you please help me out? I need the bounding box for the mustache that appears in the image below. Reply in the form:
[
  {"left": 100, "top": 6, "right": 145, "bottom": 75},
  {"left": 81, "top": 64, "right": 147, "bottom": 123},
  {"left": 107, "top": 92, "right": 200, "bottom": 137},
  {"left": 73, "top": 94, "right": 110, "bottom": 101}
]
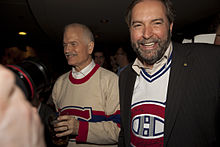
[
  {"left": 137, "top": 38, "right": 159, "bottom": 45},
  {"left": 64, "top": 52, "right": 77, "bottom": 56}
]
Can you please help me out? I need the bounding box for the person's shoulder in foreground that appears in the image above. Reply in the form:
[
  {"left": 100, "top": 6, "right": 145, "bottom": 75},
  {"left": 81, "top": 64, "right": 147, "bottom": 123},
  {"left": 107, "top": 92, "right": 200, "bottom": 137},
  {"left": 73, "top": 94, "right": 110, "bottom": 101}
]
[{"left": 0, "top": 65, "right": 45, "bottom": 147}]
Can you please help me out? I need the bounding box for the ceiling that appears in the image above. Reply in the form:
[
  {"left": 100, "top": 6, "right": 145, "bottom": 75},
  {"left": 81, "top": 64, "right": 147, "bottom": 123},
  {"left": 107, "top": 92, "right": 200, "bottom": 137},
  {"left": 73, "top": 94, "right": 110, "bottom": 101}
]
[
  {"left": 0, "top": 0, "right": 219, "bottom": 44},
  {"left": 0, "top": 0, "right": 219, "bottom": 73}
]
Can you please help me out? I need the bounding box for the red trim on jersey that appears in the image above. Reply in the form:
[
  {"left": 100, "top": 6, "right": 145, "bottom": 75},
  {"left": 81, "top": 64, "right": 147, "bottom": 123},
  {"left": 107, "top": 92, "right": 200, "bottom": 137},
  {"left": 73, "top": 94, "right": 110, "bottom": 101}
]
[
  {"left": 59, "top": 108, "right": 120, "bottom": 118},
  {"left": 92, "top": 111, "right": 105, "bottom": 115},
  {"left": 69, "top": 64, "right": 100, "bottom": 84},
  {"left": 59, "top": 108, "right": 92, "bottom": 121},
  {"left": 132, "top": 104, "right": 164, "bottom": 118},
  {"left": 59, "top": 108, "right": 121, "bottom": 129},
  {"left": 76, "top": 121, "right": 88, "bottom": 142}
]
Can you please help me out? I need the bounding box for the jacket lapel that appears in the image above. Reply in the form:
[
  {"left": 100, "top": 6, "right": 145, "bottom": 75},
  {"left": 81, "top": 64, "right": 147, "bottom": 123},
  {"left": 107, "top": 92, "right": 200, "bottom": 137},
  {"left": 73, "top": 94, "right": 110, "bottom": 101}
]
[
  {"left": 121, "top": 65, "right": 137, "bottom": 146},
  {"left": 164, "top": 43, "right": 192, "bottom": 146}
]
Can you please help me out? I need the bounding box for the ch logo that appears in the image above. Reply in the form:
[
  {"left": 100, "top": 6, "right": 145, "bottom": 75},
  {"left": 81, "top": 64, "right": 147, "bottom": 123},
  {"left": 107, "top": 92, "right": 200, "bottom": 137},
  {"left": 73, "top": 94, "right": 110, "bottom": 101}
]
[
  {"left": 130, "top": 101, "right": 165, "bottom": 146},
  {"left": 60, "top": 106, "right": 92, "bottom": 121},
  {"left": 132, "top": 114, "right": 164, "bottom": 139}
]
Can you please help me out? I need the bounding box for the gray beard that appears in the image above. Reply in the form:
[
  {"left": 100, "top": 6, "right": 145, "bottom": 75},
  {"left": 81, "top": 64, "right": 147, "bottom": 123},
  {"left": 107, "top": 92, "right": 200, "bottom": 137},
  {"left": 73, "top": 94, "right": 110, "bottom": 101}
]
[{"left": 132, "top": 31, "right": 172, "bottom": 65}]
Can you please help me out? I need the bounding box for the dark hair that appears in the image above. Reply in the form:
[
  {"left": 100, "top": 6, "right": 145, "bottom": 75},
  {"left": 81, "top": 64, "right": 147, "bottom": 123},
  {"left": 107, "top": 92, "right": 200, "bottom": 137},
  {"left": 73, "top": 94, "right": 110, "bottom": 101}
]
[
  {"left": 92, "top": 46, "right": 106, "bottom": 58},
  {"left": 208, "top": 13, "right": 220, "bottom": 33},
  {"left": 116, "top": 44, "right": 136, "bottom": 63},
  {"left": 125, "top": 0, "right": 175, "bottom": 27}
]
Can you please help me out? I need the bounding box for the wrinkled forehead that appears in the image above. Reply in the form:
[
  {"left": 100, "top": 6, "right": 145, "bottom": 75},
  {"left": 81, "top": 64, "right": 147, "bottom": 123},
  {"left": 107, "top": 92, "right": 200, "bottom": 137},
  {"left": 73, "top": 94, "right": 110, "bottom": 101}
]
[{"left": 63, "top": 27, "right": 88, "bottom": 43}]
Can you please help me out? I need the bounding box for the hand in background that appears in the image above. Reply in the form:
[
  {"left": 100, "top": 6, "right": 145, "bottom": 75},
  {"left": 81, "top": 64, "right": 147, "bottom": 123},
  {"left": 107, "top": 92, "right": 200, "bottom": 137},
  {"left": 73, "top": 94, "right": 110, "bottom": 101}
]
[{"left": 0, "top": 65, "right": 45, "bottom": 147}]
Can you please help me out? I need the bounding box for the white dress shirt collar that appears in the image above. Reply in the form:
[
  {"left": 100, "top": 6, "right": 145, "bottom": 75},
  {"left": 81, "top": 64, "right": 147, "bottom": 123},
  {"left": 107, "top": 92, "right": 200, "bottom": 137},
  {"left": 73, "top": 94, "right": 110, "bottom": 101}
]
[{"left": 72, "top": 60, "right": 96, "bottom": 79}]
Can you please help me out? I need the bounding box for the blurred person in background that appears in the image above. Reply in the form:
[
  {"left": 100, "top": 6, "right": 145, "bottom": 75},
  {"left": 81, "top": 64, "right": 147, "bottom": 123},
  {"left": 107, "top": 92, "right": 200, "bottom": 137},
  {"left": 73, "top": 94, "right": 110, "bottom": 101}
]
[
  {"left": 214, "top": 24, "right": 220, "bottom": 45},
  {"left": 93, "top": 48, "right": 106, "bottom": 67},
  {"left": 115, "top": 44, "right": 135, "bottom": 75}
]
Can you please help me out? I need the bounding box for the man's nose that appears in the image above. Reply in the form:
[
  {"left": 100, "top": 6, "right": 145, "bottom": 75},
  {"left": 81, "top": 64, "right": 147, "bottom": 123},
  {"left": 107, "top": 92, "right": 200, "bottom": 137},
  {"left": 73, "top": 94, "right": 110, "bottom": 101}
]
[
  {"left": 64, "top": 44, "right": 71, "bottom": 52},
  {"left": 142, "top": 26, "right": 153, "bottom": 39}
]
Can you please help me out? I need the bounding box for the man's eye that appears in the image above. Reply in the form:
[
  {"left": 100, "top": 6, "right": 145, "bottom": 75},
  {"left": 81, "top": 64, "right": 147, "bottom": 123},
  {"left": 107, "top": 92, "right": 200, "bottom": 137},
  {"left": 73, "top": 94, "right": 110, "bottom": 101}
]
[
  {"left": 154, "top": 21, "right": 162, "bottom": 25},
  {"left": 133, "top": 24, "right": 142, "bottom": 28},
  {"left": 134, "top": 24, "right": 141, "bottom": 27}
]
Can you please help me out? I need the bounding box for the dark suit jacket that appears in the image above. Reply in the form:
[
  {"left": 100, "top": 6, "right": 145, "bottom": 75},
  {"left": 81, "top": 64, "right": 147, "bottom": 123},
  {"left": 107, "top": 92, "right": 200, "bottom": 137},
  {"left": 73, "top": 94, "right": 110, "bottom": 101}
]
[{"left": 118, "top": 43, "right": 220, "bottom": 147}]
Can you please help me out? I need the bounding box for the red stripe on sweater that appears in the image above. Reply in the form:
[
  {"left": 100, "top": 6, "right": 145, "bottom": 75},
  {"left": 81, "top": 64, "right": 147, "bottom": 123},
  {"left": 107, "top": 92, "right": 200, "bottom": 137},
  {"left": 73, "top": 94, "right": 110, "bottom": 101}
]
[{"left": 69, "top": 64, "right": 100, "bottom": 84}]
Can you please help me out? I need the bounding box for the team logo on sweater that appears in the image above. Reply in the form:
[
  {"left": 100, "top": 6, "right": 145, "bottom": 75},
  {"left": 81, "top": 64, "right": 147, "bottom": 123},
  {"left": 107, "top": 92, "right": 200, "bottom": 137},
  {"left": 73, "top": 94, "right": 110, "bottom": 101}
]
[
  {"left": 59, "top": 106, "right": 92, "bottom": 121},
  {"left": 131, "top": 101, "right": 165, "bottom": 146}
]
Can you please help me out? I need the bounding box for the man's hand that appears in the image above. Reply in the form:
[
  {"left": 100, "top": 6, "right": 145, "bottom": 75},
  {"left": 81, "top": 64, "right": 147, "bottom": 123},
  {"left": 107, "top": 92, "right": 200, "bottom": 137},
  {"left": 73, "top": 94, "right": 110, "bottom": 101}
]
[
  {"left": 54, "top": 115, "right": 79, "bottom": 137},
  {"left": 0, "top": 65, "right": 45, "bottom": 147}
]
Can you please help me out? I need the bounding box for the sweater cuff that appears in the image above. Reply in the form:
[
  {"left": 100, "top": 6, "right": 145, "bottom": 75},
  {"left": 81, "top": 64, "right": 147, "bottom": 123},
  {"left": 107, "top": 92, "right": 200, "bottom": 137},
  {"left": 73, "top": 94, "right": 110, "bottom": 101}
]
[{"left": 75, "top": 121, "right": 88, "bottom": 142}]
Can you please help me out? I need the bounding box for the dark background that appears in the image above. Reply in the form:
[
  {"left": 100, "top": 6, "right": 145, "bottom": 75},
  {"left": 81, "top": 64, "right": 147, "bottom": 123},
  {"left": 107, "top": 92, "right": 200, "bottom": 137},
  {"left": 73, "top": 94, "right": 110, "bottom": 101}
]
[{"left": 0, "top": 0, "right": 219, "bottom": 79}]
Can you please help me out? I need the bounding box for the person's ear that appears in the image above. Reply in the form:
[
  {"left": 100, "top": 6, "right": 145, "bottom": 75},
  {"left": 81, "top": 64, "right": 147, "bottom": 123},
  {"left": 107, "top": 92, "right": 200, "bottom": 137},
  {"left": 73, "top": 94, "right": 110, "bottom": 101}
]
[
  {"left": 88, "top": 41, "right": 94, "bottom": 54},
  {"left": 170, "top": 22, "right": 173, "bottom": 33}
]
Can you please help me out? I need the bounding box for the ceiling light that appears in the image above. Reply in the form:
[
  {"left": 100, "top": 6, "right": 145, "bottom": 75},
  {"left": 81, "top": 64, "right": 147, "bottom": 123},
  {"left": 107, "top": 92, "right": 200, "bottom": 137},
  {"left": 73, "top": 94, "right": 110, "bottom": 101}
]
[{"left": 18, "top": 32, "right": 27, "bottom": 35}]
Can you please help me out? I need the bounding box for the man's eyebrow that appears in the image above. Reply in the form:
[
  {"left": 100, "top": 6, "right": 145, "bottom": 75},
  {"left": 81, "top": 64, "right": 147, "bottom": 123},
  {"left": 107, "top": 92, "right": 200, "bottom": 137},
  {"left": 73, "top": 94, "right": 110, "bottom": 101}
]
[
  {"left": 63, "top": 41, "right": 77, "bottom": 44},
  {"left": 131, "top": 18, "right": 164, "bottom": 25},
  {"left": 151, "top": 18, "right": 164, "bottom": 22},
  {"left": 131, "top": 21, "right": 142, "bottom": 26}
]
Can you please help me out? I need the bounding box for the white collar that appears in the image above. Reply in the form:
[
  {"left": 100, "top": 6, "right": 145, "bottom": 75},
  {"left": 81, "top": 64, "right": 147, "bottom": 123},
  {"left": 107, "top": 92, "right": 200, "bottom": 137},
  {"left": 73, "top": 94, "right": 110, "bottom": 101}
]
[
  {"left": 132, "top": 42, "right": 173, "bottom": 75},
  {"left": 72, "top": 60, "right": 96, "bottom": 79}
]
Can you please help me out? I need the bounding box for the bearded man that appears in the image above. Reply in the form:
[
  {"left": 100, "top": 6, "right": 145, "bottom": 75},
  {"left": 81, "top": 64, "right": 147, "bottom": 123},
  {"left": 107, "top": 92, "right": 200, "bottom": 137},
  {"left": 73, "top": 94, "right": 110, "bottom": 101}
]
[{"left": 118, "top": 0, "right": 220, "bottom": 146}]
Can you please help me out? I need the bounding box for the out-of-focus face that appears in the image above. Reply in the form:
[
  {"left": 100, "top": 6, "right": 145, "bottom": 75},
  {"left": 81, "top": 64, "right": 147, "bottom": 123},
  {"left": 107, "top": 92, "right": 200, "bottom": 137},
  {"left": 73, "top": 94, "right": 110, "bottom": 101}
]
[
  {"left": 115, "top": 47, "right": 126, "bottom": 65},
  {"left": 94, "top": 52, "right": 105, "bottom": 66},
  {"left": 110, "top": 56, "right": 117, "bottom": 67},
  {"left": 63, "top": 27, "right": 94, "bottom": 71},
  {"left": 130, "top": 0, "right": 173, "bottom": 66},
  {"left": 214, "top": 25, "right": 220, "bottom": 45}
]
